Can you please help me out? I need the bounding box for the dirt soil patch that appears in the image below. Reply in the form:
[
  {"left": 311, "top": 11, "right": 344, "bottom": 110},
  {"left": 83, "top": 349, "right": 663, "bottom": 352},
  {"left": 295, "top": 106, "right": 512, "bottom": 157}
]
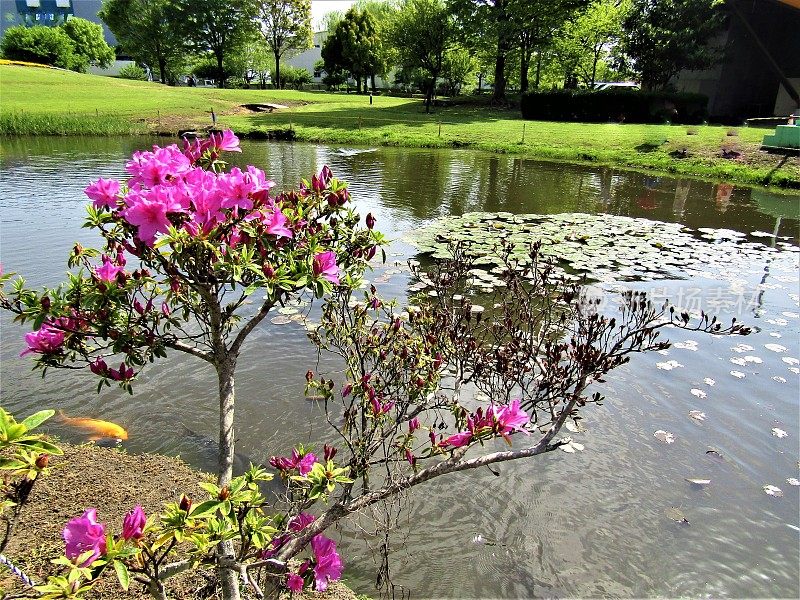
[{"left": 1, "top": 443, "right": 358, "bottom": 600}]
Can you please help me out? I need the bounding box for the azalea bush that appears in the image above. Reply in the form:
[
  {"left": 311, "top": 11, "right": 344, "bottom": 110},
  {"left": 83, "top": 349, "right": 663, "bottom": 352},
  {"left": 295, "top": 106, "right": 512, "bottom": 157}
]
[{"left": 0, "top": 131, "right": 751, "bottom": 600}]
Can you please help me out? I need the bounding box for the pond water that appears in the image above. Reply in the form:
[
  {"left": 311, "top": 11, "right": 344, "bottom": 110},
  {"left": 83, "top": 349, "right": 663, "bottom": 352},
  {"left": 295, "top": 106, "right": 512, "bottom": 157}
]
[{"left": 1, "top": 136, "right": 798, "bottom": 598}]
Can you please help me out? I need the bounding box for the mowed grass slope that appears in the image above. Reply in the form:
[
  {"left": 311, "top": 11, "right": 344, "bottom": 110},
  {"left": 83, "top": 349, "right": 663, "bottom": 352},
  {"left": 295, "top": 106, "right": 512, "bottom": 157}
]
[{"left": 1, "top": 65, "right": 798, "bottom": 188}]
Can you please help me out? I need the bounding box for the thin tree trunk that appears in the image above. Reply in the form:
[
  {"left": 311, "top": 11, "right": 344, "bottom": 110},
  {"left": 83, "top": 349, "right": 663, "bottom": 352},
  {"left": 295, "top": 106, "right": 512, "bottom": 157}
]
[
  {"left": 520, "top": 51, "right": 530, "bottom": 94},
  {"left": 370, "top": 73, "right": 376, "bottom": 92},
  {"left": 491, "top": 0, "right": 510, "bottom": 103},
  {"left": 216, "top": 51, "right": 225, "bottom": 89},
  {"left": 216, "top": 358, "right": 240, "bottom": 600},
  {"left": 158, "top": 57, "right": 167, "bottom": 86},
  {"left": 274, "top": 51, "right": 281, "bottom": 89},
  {"left": 535, "top": 52, "right": 542, "bottom": 89}
]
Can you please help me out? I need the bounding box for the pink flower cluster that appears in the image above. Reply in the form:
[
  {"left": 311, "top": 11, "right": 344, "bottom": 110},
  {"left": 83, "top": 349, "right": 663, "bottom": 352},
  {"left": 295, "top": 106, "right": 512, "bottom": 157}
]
[
  {"left": 20, "top": 321, "right": 65, "bottom": 357},
  {"left": 63, "top": 506, "right": 146, "bottom": 567},
  {"left": 269, "top": 448, "right": 317, "bottom": 476},
  {"left": 439, "top": 399, "right": 530, "bottom": 449},
  {"left": 266, "top": 513, "right": 343, "bottom": 593}
]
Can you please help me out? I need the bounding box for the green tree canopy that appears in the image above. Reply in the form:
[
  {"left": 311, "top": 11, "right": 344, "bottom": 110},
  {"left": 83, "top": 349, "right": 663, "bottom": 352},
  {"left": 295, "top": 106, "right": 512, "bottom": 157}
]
[
  {"left": 621, "top": 0, "right": 726, "bottom": 90},
  {"left": 60, "top": 17, "right": 115, "bottom": 70},
  {"left": 392, "top": 0, "right": 454, "bottom": 112},
  {"left": 255, "top": 0, "right": 312, "bottom": 89},
  {"left": 169, "top": 0, "right": 256, "bottom": 88},
  {"left": 99, "top": 0, "right": 187, "bottom": 85}
]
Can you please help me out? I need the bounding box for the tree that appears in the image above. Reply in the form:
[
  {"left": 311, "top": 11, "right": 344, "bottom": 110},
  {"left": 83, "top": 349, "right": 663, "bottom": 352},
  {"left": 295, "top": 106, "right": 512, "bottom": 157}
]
[
  {"left": 0, "top": 133, "right": 382, "bottom": 600},
  {"left": 441, "top": 45, "right": 476, "bottom": 96},
  {"left": 226, "top": 36, "right": 275, "bottom": 88},
  {"left": 323, "top": 7, "right": 382, "bottom": 93},
  {"left": 621, "top": 0, "right": 726, "bottom": 90},
  {"left": 553, "top": 0, "right": 628, "bottom": 89},
  {"left": 0, "top": 25, "right": 80, "bottom": 71},
  {"left": 169, "top": 0, "right": 256, "bottom": 88},
  {"left": 255, "top": 0, "right": 312, "bottom": 90},
  {"left": 59, "top": 17, "right": 115, "bottom": 70},
  {"left": 392, "top": 0, "right": 454, "bottom": 112},
  {"left": 99, "top": 0, "right": 186, "bottom": 85}
]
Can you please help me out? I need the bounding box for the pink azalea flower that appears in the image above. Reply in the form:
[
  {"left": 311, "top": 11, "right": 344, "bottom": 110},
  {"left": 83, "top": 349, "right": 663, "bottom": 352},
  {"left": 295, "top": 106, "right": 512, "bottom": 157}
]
[
  {"left": 405, "top": 449, "right": 416, "bottom": 466},
  {"left": 441, "top": 431, "right": 473, "bottom": 448},
  {"left": 265, "top": 209, "right": 293, "bottom": 238},
  {"left": 408, "top": 417, "right": 420, "bottom": 433},
  {"left": 94, "top": 256, "right": 123, "bottom": 282},
  {"left": 313, "top": 251, "right": 340, "bottom": 285},
  {"left": 492, "top": 399, "right": 530, "bottom": 435},
  {"left": 84, "top": 178, "right": 120, "bottom": 209},
  {"left": 63, "top": 509, "right": 107, "bottom": 566},
  {"left": 298, "top": 452, "right": 317, "bottom": 476},
  {"left": 286, "top": 573, "right": 304, "bottom": 593},
  {"left": 121, "top": 505, "right": 146, "bottom": 541},
  {"left": 123, "top": 186, "right": 184, "bottom": 246},
  {"left": 289, "top": 512, "right": 316, "bottom": 532},
  {"left": 311, "top": 534, "right": 343, "bottom": 591},
  {"left": 211, "top": 130, "right": 241, "bottom": 153},
  {"left": 20, "top": 322, "right": 65, "bottom": 357}
]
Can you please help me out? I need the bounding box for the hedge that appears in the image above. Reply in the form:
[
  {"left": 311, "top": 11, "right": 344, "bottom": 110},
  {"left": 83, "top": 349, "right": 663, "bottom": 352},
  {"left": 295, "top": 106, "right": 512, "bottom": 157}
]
[{"left": 520, "top": 89, "right": 709, "bottom": 124}]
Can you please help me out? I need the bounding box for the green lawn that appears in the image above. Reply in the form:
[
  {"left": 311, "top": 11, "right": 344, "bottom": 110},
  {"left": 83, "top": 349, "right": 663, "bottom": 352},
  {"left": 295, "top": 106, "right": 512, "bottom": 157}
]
[{"left": 1, "top": 64, "right": 798, "bottom": 189}]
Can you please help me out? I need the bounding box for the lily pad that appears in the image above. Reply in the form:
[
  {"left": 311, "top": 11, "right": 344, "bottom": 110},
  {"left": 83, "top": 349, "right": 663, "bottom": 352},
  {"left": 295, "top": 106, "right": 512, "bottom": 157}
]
[
  {"left": 763, "top": 484, "right": 783, "bottom": 497},
  {"left": 654, "top": 430, "right": 675, "bottom": 444},
  {"left": 685, "top": 478, "right": 711, "bottom": 485},
  {"left": 665, "top": 507, "right": 689, "bottom": 524}
]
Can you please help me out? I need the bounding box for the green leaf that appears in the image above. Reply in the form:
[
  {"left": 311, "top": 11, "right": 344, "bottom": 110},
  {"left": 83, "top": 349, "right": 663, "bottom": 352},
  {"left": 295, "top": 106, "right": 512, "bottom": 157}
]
[
  {"left": 189, "top": 499, "right": 221, "bottom": 518},
  {"left": 113, "top": 560, "right": 130, "bottom": 591},
  {"left": 21, "top": 409, "right": 55, "bottom": 431}
]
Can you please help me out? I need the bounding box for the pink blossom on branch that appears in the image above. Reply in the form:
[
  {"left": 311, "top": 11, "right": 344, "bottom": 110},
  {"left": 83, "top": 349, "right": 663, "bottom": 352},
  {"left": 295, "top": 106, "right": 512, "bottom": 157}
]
[
  {"left": 84, "top": 178, "right": 120, "bottom": 209},
  {"left": 63, "top": 508, "right": 106, "bottom": 566},
  {"left": 286, "top": 573, "right": 304, "bottom": 593},
  {"left": 121, "top": 505, "right": 146, "bottom": 541},
  {"left": 311, "top": 534, "right": 344, "bottom": 591},
  {"left": 313, "top": 251, "right": 340, "bottom": 285},
  {"left": 20, "top": 322, "right": 65, "bottom": 357},
  {"left": 94, "top": 255, "right": 124, "bottom": 282}
]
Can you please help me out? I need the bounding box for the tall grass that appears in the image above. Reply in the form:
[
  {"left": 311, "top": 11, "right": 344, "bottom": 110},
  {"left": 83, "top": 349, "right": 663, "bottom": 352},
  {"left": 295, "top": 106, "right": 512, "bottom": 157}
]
[{"left": 0, "top": 111, "right": 145, "bottom": 136}]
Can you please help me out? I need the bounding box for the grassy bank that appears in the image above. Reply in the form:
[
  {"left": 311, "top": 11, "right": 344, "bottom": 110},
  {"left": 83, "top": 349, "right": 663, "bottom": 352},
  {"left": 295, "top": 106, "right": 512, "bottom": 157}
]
[{"left": 1, "top": 65, "right": 798, "bottom": 188}]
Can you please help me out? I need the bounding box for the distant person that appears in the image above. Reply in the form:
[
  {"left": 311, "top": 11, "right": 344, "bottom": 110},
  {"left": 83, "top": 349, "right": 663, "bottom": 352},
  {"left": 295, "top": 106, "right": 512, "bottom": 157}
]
[{"left": 188, "top": 76, "right": 196, "bottom": 87}]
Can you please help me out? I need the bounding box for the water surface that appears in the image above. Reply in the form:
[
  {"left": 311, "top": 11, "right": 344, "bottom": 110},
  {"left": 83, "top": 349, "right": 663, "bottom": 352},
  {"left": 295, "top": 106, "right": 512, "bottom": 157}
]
[{"left": 1, "top": 137, "right": 798, "bottom": 598}]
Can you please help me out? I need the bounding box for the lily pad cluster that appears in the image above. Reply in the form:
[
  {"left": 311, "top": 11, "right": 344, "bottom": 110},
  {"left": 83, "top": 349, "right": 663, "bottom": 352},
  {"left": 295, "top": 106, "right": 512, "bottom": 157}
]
[{"left": 406, "top": 212, "right": 798, "bottom": 285}]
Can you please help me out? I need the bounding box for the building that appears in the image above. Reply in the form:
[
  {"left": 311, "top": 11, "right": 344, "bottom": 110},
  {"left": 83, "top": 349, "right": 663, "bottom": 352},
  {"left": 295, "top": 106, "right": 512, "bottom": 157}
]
[{"left": 673, "top": 0, "right": 800, "bottom": 122}]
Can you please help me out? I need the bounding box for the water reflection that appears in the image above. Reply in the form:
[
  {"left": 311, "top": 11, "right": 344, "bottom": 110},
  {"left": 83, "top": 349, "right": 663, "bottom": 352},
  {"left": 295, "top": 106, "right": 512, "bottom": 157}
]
[{"left": 0, "top": 137, "right": 798, "bottom": 599}]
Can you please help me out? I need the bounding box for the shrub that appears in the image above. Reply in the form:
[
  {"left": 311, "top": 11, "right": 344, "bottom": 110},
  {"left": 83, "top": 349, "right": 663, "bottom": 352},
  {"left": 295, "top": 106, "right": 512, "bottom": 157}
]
[
  {"left": 281, "top": 65, "right": 313, "bottom": 90},
  {"left": 0, "top": 25, "right": 82, "bottom": 71},
  {"left": 59, "top": 17, "right": 115, "bottom": 70},
  {"left": 117, "top": 63, "right": 147, "bottom": 80},
  {"left": 520, "top": 89, "right": 709, "bottom": 124}
]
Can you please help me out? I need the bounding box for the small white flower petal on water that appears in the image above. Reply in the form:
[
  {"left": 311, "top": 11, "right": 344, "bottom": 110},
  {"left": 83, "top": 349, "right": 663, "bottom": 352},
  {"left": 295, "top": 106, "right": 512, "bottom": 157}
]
[
  {"left": 689, "top": 410, "right": 706, "bottom": 421},
  {"left": 771, "top": 428, "right": 788, "bottom": 439},
  {"left": 270, "top": 315, "right": 293, "bottom": 325},
  {"left": 656, "top": 360, "right": 683, "bottom": 370},
  {"left": 773, "top": 376, "right": 787, "bottom": 383},
  {"left": 769, "top": 332, "right": 782, "bottom": 338},
  {"left": 787, "top": 478, "right": 800, "bottom": 486},
  {"left": 703, "top": 378, "right": 715, "bottom": 386},
  {"left": 730, "top": 357, "right": 747, "bottom": 366},
  {"left": 743, "top": 356, "right": 763, "bottom": 364},
  {"left": 782, "top": 312, "right": 799, "bottom": 319},
  {"left": 654, "top": 430, "right": 675, "bottom": 444},
  {"left": 790, "top": 367, "right": 800, "bottom": 375},
  {"left": 731, "top": 343, "right": 754, "bottom": 353},
  {"left": 565, "top": 420, "right": 586, "bottom": 433},
  {"left": 730, "top": 370, "right": 746, "bottom": 379},
  {"left": 690, "top": 388, "right": 707, "bottom": 398},
  {"left": 782, "top": 357, "right": 800, "bottom": 366},
  {"left": 763, "top": 485, "right": 783, "bottom": 497},
  {"left": 685, "top": 478, "right": 711, "bottom": 485},
  {"left": 765, "top": 343, "right": 787, "bottom": 353}
]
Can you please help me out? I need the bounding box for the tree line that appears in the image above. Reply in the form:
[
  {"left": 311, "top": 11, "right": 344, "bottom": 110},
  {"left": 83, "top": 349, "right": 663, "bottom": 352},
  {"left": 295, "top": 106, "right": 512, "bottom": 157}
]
[{"left": 1, "top": 0, "right": 726, "bottom": 108}]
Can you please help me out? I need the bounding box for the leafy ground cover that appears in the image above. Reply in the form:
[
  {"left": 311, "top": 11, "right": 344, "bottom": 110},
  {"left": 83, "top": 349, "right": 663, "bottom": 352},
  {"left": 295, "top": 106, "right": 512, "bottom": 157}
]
[{"left": 1, "top": 65, "right": 798, "bottom": 188}]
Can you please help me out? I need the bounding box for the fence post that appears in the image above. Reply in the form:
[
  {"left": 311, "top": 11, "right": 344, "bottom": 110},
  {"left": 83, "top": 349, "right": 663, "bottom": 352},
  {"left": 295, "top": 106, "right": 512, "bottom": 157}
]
[
  {"left": 438, "top": 121, "right": 441, "bottom": 137},
  {"left": 522, "top": 121, "right": 526, "bottom": 144}
]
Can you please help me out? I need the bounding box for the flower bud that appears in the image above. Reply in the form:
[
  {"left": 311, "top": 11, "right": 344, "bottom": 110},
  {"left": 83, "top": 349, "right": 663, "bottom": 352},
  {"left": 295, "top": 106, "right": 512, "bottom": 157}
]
[
  {"left": 324, "top": 444, "right": 337, "bottom": 461},
  {"left": 305, "top": 370, "right": 314, "bottom": 382},
  {"left": 40, "top": 296, "right": 51, "bottom": 311},
  {"left": 121, "top": 505, "right": 146, "bottom": 541},
  {"left": 178, "top": 495, "right": 192, "bottom": 513},
  {"left": 35, "top": 454, "right": 50, "bottom": 469},
  {"left": 366, "top": 213, "right": 375, "bottom": 230},
  {"left": 218, "top": 486, "right": 230, "bottom": 501}
]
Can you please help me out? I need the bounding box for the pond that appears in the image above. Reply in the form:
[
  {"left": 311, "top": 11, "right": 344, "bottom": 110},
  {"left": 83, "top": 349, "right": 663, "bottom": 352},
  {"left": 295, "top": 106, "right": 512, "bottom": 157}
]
[{"left": 1, "top": 136, "right": 798, "bottom": 598}]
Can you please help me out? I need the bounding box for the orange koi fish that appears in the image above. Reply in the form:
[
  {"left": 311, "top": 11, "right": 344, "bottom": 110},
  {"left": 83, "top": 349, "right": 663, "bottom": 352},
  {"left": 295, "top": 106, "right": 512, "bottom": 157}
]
[{"left": 58, "top": 411, "right": 128, "bottom": 441}]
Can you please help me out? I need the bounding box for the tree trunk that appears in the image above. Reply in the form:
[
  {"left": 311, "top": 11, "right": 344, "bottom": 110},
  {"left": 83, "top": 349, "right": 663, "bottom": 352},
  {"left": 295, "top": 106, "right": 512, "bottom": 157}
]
[
  {"left": 520, "top": 53, "right": 530, "bottom": 94},
  {"left": 535, "top": 52, "right": 542, "bottom": 89},
  {"left": 370, "top": 73, "right": 376, "bottom": 93},
  {"left": 158, "top": 57, "right": 167, "bottom": 86},
  {"left": 216, "top": 51, "right": 225, "bottom": 89},
  {"left": 216, "top": 358, "right": 240, "bottom": 600},
  {"left": 274, "top": 51, "right": 281, "bottom": 89},
  {"left": 491, "top": 0, "right": 510, "bottom": 103}
]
